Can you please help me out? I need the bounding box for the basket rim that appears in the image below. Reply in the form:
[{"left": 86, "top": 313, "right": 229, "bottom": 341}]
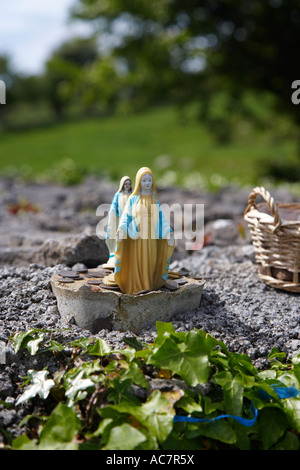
[
  {"left": 244, "top": 186, "right": 300, "bottom": 230},
  {"left": 245, "top": 209, "right": 300, "bottom": 226},
  {"left": 244, "top": 214, "right": 300, "bottom": 235},
  {"left": 258, "top": 272, "right": 300, "bottom": 293}
]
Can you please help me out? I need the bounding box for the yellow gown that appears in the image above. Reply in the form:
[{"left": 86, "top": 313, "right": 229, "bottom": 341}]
[
  {"left": 103, "top": 167, "right": 175, "bottom": 294},
  {"left": 114, "top": 194, "right": 174, "bottom": 294}
]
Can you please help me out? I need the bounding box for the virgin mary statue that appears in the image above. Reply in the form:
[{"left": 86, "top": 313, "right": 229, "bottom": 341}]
[
  {"left": 105, "top": 176, "right": 132, "bottom": 267},
  {"left": 110, "top": 167, "right": 174, "bottom": 294}
]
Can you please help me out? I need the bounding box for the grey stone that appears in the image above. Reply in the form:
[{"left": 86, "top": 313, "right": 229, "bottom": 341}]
[
  {"left": 35, "top": 233, "right": 108, "bottom": 267},
  {"left": 50, "top": 270, "right": 205, "bottom": 334}
]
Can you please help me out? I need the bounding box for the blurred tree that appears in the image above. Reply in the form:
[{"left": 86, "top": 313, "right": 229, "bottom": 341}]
[
  {"left": 78, "top": 56, "right": 123, "bottom": 112},
  {"left": 0, "top": 58, "right": 59, "bottom": 130},
  {"left": 71, "top": 0, "right": 300, "bottom": 132},
  {"left": 71, "top": 0, "right": 208, "bottom": 114},
  {"left": 44, "top": 35, "right": 100, "bottom": 118},
  {"left": 198, "top": 1, "right": 300, "bottom": 125},
  {"left": 13, "top": 74, "right": 48, "bottom": 104},
  {"left": 0, "top": 36, "right": 122, "bottom": 128}
]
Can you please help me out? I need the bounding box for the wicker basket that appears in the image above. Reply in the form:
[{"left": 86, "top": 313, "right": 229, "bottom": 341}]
[{"left": 244, "top": 186, "right": 300, "bottom": 293}]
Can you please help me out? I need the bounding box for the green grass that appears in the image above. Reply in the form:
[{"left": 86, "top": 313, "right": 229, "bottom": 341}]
[{"left": 0, "top": 104, "right": 298, "bottom": 189}]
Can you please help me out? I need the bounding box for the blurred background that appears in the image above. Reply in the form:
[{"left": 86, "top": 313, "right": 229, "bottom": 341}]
[{"left": 0, "top": 0, "right": 300, "bottom": 192}]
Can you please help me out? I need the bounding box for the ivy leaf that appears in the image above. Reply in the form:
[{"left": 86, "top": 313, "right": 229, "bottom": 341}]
[
  {"left": 120, "top": 361, "right": 149, "bottom": 389},
  {"left": 12, "top": 434, "right": 38, "bottom": 450},
  {"left": 148, "top": 330, "right": 214, "bottom": 386},
  {"left": 228, "top": 352, "right": 257, "bottom": 377},
  {"left": 104, "top": 423, "right": 147, "bottom": 450},
  {"left": 135, "top": 391, "right": 174, "bottom": 443},
  {"left": 176, "top": 390, "right": 203, "bottom": 415},
  {"left": 213, "top": 371, "right": 244, "bottom": 416},
  {"left": 224, "top": 377, "right": 244, "bottom": 417},
  {"left": 69, "top": 337, "right": 93, "bottom": 350},
  {"left": 87, "top": 338, "right": 111, "bottom": 356},
  {"left": 13, "top": 329, "right": 45, "bottom": 355},
  {"left": 282, "top": 397, "right": 300, "bottom": 432},
  {"left": 123, "top": 337, "right": 145, "bottom": 351},
  {"left": 258, "top": 407, "right": 288, "bottom": 450},
  {"left": 110, "top": 390, "right": 174, "bottom": 444},
  {"left": 0, "top": 400, "right": 13, "bottom": 408},
  {"left": 156, "top": 321, "right": 176, "bottom": 338},
  {"left": 38, "top": 403, "right": 81, "bottom": 450},
  {"left": 186, "top": 419, "right": 237, "bottom": 445},
  {"left": 273, "top": 431, "right": 300, "bottom": 450},
  {"left": 64, "top": 369, "right": 95, "bottom": 405},
  {"left": 16, "top": 370, "right": 55, "bottom": 405},
  {"left": 107, "top": 378, "right": 140, "bottom": 405},
  {"left": 142, "top": 322, "right": 177, "bottom": 355},
  {"left": 268, "top": 348, "right": 286, "bottom": 361},
  {"left": 40, "top": 340, "right": 65, "bottom": 353}
]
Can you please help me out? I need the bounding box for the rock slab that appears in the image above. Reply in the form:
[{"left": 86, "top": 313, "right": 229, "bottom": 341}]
[{"left": 50, "top": 270, "right": 205, "bottom": 334}]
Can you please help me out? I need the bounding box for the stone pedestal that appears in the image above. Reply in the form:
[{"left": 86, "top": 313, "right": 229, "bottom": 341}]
[{"left": 50, "top": 269, "right": 205, "bottom": 334}]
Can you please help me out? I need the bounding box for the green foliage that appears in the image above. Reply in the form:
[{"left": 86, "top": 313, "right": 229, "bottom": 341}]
[
  {"left": 6, "top": 323, "right": 300, "bottom": 450},
  {"left": 1, "top": 103, "right": 298, "bottom": 191},
  {"left": 12, "top": 329, "right": 48, "bottom": 355},
  {"left": 72, "top": 0, "right": 300, "bottom": 126},
  {"left": 145, "top": 328, "right": 219, "bottom": 386},
  {"left": 3, "top": 0, "right": 300, "bottom": 179},
  {"left": 12, "top": 403, "right": 81, "bottom": 450},
  {"left": 15, "top": 370, "right": 55, "bottom": 406}
]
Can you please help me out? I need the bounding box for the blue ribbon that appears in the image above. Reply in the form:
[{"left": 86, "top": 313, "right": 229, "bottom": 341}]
[
  {"left": 258, "top": 385, "right": 299, "bottom": 400},
  {"left": 173, "top": 385, "right": 299, "bottom": 427},
  {"left": 174, "top": 402, "right": 258, "bottom": 427}
]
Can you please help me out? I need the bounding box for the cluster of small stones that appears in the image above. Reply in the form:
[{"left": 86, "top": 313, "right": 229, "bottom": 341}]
[{"left": 56, "top": 266, "right": 188, "bottom": 292}]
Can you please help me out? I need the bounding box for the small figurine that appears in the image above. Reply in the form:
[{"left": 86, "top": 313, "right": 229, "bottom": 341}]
[
  {"left": 105, "top": 176, "right": 132, "bottom": 267},
  {"left": 104, "top": 167, "right": 175, "bottom": 294}
]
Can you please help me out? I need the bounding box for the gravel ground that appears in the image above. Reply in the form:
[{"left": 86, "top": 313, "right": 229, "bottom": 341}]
[{"left": 0, "top": 177, "right": 299, "bottom": 442}]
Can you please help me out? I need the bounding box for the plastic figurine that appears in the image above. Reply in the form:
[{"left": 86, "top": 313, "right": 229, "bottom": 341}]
[
  {"left": 105, "top": 176, "right": 132, "bottom": 267},
  {"left": 104, "top": 167, "right": 175, "bottom": 294}
]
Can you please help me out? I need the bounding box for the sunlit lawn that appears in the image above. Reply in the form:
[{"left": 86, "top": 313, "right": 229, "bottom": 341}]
[{"left": 0, "top": 104, "right": 297, "bottom": 189}]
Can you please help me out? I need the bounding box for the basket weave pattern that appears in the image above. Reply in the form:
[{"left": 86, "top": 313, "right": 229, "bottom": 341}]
[{"left": 244, "top": 187, "right": 300, "bottom": 293}]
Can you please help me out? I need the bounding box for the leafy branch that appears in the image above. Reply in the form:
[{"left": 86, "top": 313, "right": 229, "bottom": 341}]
[{"left": 4, "top": 322, "right": 300, "bottom": 450}]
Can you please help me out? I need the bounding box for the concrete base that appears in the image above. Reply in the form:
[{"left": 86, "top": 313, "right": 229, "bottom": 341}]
[{"left": 50, "top": 268, "right": 205, "bottom": 334}]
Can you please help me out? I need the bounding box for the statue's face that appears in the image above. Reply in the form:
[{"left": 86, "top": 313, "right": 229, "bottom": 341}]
[
  {"left": 123, "top": 179, "right": 131, "bottom": 191},
  {"left": 140, "top": 173, "right": 153, "bottom": 191}
]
